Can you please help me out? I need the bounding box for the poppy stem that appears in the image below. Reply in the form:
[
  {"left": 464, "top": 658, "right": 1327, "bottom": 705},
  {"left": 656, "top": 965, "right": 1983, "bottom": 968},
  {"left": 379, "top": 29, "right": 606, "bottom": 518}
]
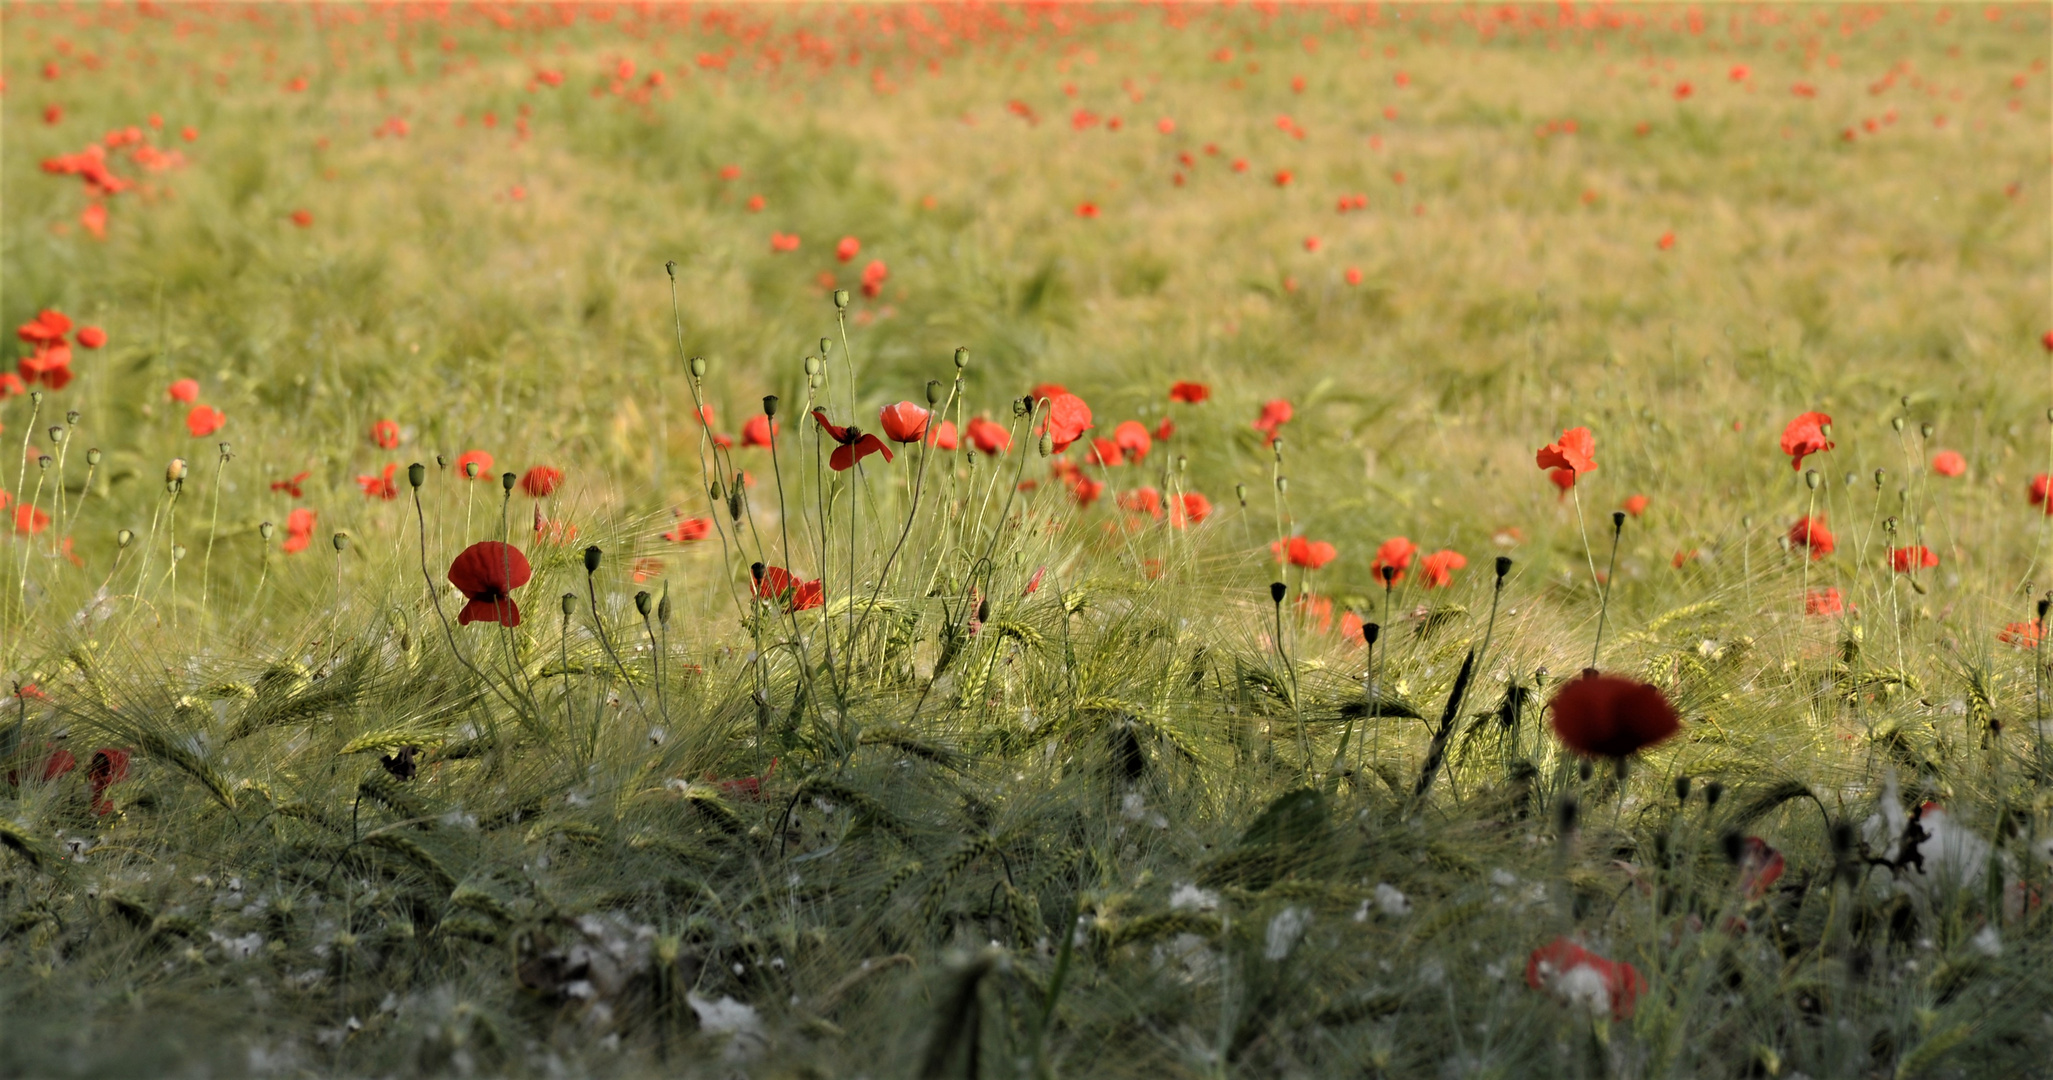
[
  {"left": 856, "top": 381, "right": 960, "bottom": 659},
  {"left": 584, "top": 558, "right": 650, "bottom": 718},
  {"left": 409, "top": 486, "right": 528, "bottom": 720},
  {"left": 9, "top": 394, "right": 39, "bottom": 626},
  {"left": 199, "top": 444, "right": 228, "bottom": 617},
  {"left": 1591, "top": 512, "right": 1625, "bottom": 669},
  {"left": 1569, "top": 481, "right": 1600, "bottom": 595},
  {"left": 1271, "top": 582, "right": 1308, "bottom": 766}
]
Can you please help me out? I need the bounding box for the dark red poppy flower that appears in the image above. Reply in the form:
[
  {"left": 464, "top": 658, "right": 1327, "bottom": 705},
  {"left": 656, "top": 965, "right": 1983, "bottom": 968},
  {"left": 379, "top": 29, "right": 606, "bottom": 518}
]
[
  {"left": 2001, "top": 620, "right": 2043, "bottom": 647},
  {"left": 1789, "top": 515, "right": 1834, "bottom": 560},
  {"left": 1622, "top": 494, "right": 1649, "bottom": 517},
  {"left": 1419, "top": 549, "right": 1466, "bottom": 588},
  {"left": 967, "top": 416, "right": 1012, "bottom": 454},
  {"left": 1153, "top": 417, "right": 1174, "bottom": 442},
  {"left": 1548, "top": 467, "right": 1576, "bottom": 493},
  {"left": 1272, "top": 536, "right": 1337, "bottom": 569},
  {"left": 1779, "top": 411, "right": 1833, "bottom": 470},
  {"left": 448, "top": 541, "right": 532, "bottom": 627},
  {"left": 1737, "top": 837, "right": 1785, "bottom": 900},
  {"left": 2032, "top": 475, "right": 2053, "bottom": 515},
  {"left": 753, "top": 566, "right": 822, "bottom": 611},
  {"left": 1086, "top": 437, "right": 1123, "bottom": 467},
  {"left": 1371, "top": 536, "right": 1418, "bottom": 582},
  {"left": 271, "top": 471, "right": 310, "bottom": 499},
  {"left": 813, "top": 409, "right": 894, "bottom": 471},
  {"left": 1040, "top": 393, "right": 1093, "bottom": 452},
  {"left": 741, "top": 415, "right": 778, "bottom": 448},
  {"left": 356, "top": 463, "right": 398, "bottom": 500},
  {"left": 878, "top": 401, "right": 930, "bottom": 444},
  {"left": 43, "top": 749, "right": 79, "bottom": 782},
  {"left": 1806, "top": 587, "right": 1845, "bottom": 616},
  {"left": 1548, "top": 671, "right": 1682, "bottom": 758},
  {"left": 1169, "top": 381, "right": 1211, "bottom": 403},
  {"left": 16, "top": 309, "right": 71, "bottom": 345},
  {"left": 454, "top": 449, "right": 494, "bottom": 479},
  {"left": 1253, "top": 399, "right": 1293, "bottom": 445},
  {"left": 82, "top": 748, "right": 131, "bottom": 815},
  {"left": 1535, "top": 426, "right": 1597, "bottom": 479},
  {"left": 1931, "top": 450, "right": 1966, "bottom": 478},
  {"left": 187, "top": 405, "right": 225, "bottom": 438},
  {"left": 1890, "top": 545, "right": 1938, "bottom": 573},
  {"left": 927, "top": 420, "right": 958, "bottom": 450},
  {"left": 370, "top": 418, "right": 401, "bottom": 449},
  {"left": 1113, "top": 420, "right": 1152, "bottom": 463},
  {"left": 520, "top": 465, "right": 562, "bottom": 497},
  {"left": 1172, "top": 492, "right": 1212, "bottom": 528},
  {"left": 1526, "top": 937, "right": 1643, "bottom": 1020},
  {"left": 665, "top": 516, "right": 711, "bottom": 542}
]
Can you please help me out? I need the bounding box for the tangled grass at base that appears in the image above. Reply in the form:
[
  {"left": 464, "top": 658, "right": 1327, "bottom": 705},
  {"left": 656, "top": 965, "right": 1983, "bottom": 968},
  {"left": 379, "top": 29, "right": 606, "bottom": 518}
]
[{"left": 5, "top": 2, "right": 2053, "bottom": 1076}]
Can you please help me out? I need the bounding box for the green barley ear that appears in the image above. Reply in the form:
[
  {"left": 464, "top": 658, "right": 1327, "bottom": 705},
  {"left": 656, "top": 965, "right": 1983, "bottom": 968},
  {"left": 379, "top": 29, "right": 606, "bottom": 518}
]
[
  {"left": 583, "top": 545, "right": 602, "bottom": 574},
  {"left": 953, "top": 346, "right": 969, "bottom": 369},
  {"left": 408, "top": 462, "right": 425, "bottom": 488}
]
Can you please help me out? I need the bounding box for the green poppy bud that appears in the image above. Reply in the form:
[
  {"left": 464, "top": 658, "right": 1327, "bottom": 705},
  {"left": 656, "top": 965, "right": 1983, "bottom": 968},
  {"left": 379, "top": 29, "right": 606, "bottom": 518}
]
[
  {"left": 820, "top": 338, "right": 833, "bottom": 355},
  {"left": 408, "top": 462, "right": 426, "bottom": 488},
  {"left": 657, "top": 588, "right": 671, "bottom": 627},
  {"left": 171, "top": 543, "right": 187, "bottom": 561},
  {"left": 1919, "top": 421, "right": 1933, "bottom": 439},
  {"left": 763, "top": 394, "right": 779, "bottom": 418},
  {"left": 664, "top": 259, "right": 678, "bottom": 279},
  {"left": 86, "top": 447, "right": 101, "bottom": 466},
  {"left": 803, "top": 355, "right": 822, "bottom": 376},
  {"left": 953, "top": 346, "right": 969, "bottom": 369},
  {"left": 635, "top": 590, "right": 652, "bottom": 616},
  {"left": 258, "top": 522, "right": 273, "bottom": 541},
  {"left": 926, "top": 379, "right": 942, "bottom": 407},
  {"left": 1805, "top": 469, "right": 1820, "bottom": 490},
  {"left": 833, "top": 289, "right": 850, "bottom": 310},
  {"left": 332, "top": 534, "right": 349, "bottom": 553},
  {"left": 689, "top": 356, "right": 707, "bottom": 378},
  {"left": 1891, "top": 416, "right": 1905, "bottom": 433},
  {"left": 561, "top": 592, "right": 578, "bottom": 616},
  {"left": 464, "top": 461, "right": 479, "bottom": 479},
  {"left": 118, "top": 528, "right": 134, "bottom": 548},
  {"left": 1037, "top": 434, "right": 1053, "bottom": 457}
]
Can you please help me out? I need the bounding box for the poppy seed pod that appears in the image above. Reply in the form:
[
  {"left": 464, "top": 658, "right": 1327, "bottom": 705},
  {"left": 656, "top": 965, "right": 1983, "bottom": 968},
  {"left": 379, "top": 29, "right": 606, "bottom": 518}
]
[
  {"left": 1235, "top": 482, "right": 1247, "bottom": 507},
  {"left": 258, "top": 521, "right": 274, "bottom": 541},
  {"left": 66, "top": 410, "right": 80, "bottom": 425},
  {"left": 1873, "top": 468, "right": 1885, "bottom": 489},
  {"left": 86, "top": 447, "right": 101, "bottom": 466},
  {"left": 1556, "top": 793, "right": 1578, "bottom": 835},
  {"left": 1012, "top": 396, "right": 1031, "bottom": 420},
  {"left": 833, "top": 289, "right": 850, "bottom": 310},
  {"left": 1674, "top": 774, "right": 1692, "bottom": 804},
  {"left": 1276, "top": 476, "right": 1288, "bottom": 494},
  {"left": 171, "top": 544, "right": 186, "bottom": 561},
  {"left": 465, "top": 461, "right": 479, "bottom": 479},
  {"left": 657, "top": 589, "right": 671, "bottom": 627},
  {"left": 1578, "top": 758, "right": 1595, "bottom": 782},
  {"left": 1038, "top": 434, "right": 1053, "bottom": 457},
  {"left": 583, "top": 545, "right": 602, "bottom": 574},
  {"left": 1919, "top": 422, "right": 1933, "bottom": 439},
  {"left": 1703, "top": 779, "right": 1724, "bottom": 809},
  {"left": 332, "top": 533, "right": 349, "bottom": 553},
  {"left": 926, "top": 380, "right": 942, "bottom": 407},
  {"left": 37, "top": 455, "right": 51, "bottom": 471},
  {"left": 1611, "top": 511, "right": 1625, "bottom": 530},
  {"left": 1720, "top": 829, "right": 1745, "bottom": 864},
  {"left": 48, "top": 426, "right": 65, "bottom": 444},
  {"left": 954, "top": 346, "right": 969, "bottom": 369},
  {"left": 1891, "top": 416, "right": 1905, "bottom": 433},
  {"left": 501, "top": 471, "right": 516, "bottom": 493},
  {"left": 436, "top": 453, "right": 448, "bottom": 468},
  {"left": 820, "top": 338, "right": 833, "bottom": 355},
  {"left": 635, "top": 590, "right": 652, "bottom": 616},
  {"left": 167, "top": 458, "right": 188, "bottom": 481},
  {"left": 408, "top": 462, "right": 426, "bottom": 488},
  {"left": 1495, "top": 555, "right": 1513, "bottom": 579},
  {"left": 1805, "top": 469, "right": 1820, "bottom": 490},
  {"left": 762, "top": 394, "right": 779, "bottom": 418},
  {"left": 1362, "top": 621, "right": 1380, "bottom": 646},
  {"left": 1884, "top": 516, "right": 1898, "bottom": 533},
  {"left": 118, "top": 528, "right": 134, "bottom": 548},
  {"left": 1819, "top": 422, "right": 1833, "bottom": 440},
  {"left": 29, "top": 391, "right": 42, "bottom": 406},
  {"left": 1270, "top": 581, "right": 1287, "bottom": 604},
  {"left": 1380, "top": 565, "right": 1397, "bottom": 586},
  {"left": 689, "top": 356, "right": 707, "bottom": 378},
  {"left": 561, "top": 592, "right": 577, "bottom": 616},
  {"left": 804, "top": 355, "right": 821, "bottom": 376},
  {"left": 1175, "top": 455, "right": 1187, "bottom": 474}
]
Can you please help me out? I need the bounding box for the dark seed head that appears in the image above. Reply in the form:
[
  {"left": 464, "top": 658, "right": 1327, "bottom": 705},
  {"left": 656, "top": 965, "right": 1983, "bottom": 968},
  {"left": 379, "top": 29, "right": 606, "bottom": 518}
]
[
  {"left": 750, "top": 562, "right": 765, "bottom": 583},
  {"left": 583, "top": 545, "right": 602, "bottom": 574},
  {"left": 408, "top": 462, "right": 426, "bottom": 489},
  {"left": 1270, "top": 582, "right": 1287, "bottom": 605},
  {"left": 1704, "top": 779, "right": 1724, "bottom": 810},
  {"left": 1611, "top": 511, "right": 1626, "bottom": 530},
  {"left": 1362, "top": 621, "right": 1380, "bottom": 646},
  {"left": 1674, "top": 775, "right": 1692, "bottom": 804},
  {"left": 1556, "top": 794, "right": 1578, "bottom": 835},
  {"left": 1495, "top": 555, "right": 1512, "bottom": 579},
  {"left": 635, "top": 590, "right": 652, "bottom": 616},
  {"left": 501, "top": 471, "right": 517, "bottom": 493},
  {"left": 1578, "top": 758, "right": 1594, "bottom": 783},
  {"left": 762, "top": 394, "right": 779, "bottom": 418},
  {"left": 1720, "top": 829, "right": 1745, "bottom": 864}
]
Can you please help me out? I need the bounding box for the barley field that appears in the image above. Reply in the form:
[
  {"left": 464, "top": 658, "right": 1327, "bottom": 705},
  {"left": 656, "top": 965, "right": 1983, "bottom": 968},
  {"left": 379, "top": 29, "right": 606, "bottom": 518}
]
[{"left": 4, "top": 3, "right": 2053, "bottom": 1078}]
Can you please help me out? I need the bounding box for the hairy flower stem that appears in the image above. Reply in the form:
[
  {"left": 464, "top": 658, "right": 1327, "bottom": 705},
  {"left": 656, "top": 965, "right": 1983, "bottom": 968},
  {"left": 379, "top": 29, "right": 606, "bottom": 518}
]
[
  {"left": 1271, "top": 584, "right": 1308, "bottom": 766},
  {"left": 1590, "top": 513, "right": 1625, "bottom": 669},
  {"left": 10, "top": 395, "right": 39, "bottom": 626}
]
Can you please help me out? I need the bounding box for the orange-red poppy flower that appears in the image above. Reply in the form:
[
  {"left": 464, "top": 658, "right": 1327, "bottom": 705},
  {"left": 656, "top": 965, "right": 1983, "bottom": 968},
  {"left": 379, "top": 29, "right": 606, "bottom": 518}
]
[
  {"left": 1272, "top": 535, "right": 1337, "bottom": 570},
  {"left": 16, "top": 309, "right": 71, "bottom": 345},
  {"left": 0, "top": 373, "right": 25, "bottom": 399},
  {"left": 1419, "top": 549, "right": 1467, "bottom": 588},
  {"left": 860, "top": 260, "right": 887, "bottom": 298},
  {"left": 1371, "top": 536, "right": 1418, "bottom": 582},
  {"left": 877, "top": 402, "right": 930, "bottom": 444},
  {"left": 835, "top": 235, "right": 861, "bottom": 263},
  {"left": 1117, "top": 486, "right": 1163, "bottom": 519},
  {"left": 665, "top": 516, "right": 712, "bottom": 543},
  {"left": 270, "top": 471, "right": 310, "bottom": 499},
  {"left": 740, "top": 415, "right": 778, "bottom": 448},
  {"left": 1252, "top": 399, "right": 1292, "bottom": 445},
  {"left": 1789, "top": 515, "right": 1834, "bottom": 560},
  {"left": 370, "top": 419, "right": 401, "bottom": 449},
  {"left": 1779, "top": 412, "right": 1833, "bottom": 471},
  {"left": 1548, "top": 671, "right": 1681, "bottom": 758},
  {"left": 1805, "top": 587, "right": 1845, "bottom": 616},
  {"left": 1069, "top": 475, "right": 1105, "bottom": 507},
  {"left": 1153, "top": 417, "right": 1174, "bottom": 442},
  {"left": 2032, "top": 475, "right": 2053, "bottom": 516},
  {"left": 2000, "top": 620, "right": 2043, "bottom": 647},
  {"left": 282, "top": 507, "right": 316, "bottom": 554},
  {"left": 1172, "top": 492, "right": 1212, "bottom": 528},
  {"left": 448, "top": 541, "right": 532, "bottom": 627},
  {"left": 454, "top": 449, "right": 494, "bottom": 479},
  {"left": 1086, "top": 437, "right": 1123, "bottom": 468},
  {"left": 770, "top": 232, "right": 800, "bottom": 252},
  {"left": 967, "top": 416, "right": 1012, "bottom": 454},
  {"left": 520, "top": 465, "right": 563, "bottom": 497},
  {"left": 1737, "top": 837, "right": 1785, "bottom": 900},
  {"left": 1169, "top": 381, "right": 1211, "bottom": 403},
  {"left": 168, "top": 378, "right": 199, "bottom": 403},
  {"left": 1622, "top": 494, "right": 1649, "bottom": 517},
  {"left": 927, "top": 420, "right": 959, "bottom": 450},
  {"left": 76, "top": 325, "right": 106, "bottom": 349},
  {"left": 1526, "top": 937, "right": 1643, "bottom": 1020},
  {"left": 1931, "top": 450, "right": 1966, "bottom": 477},
  {"left": 812, "top": 409, "right": 893, "bottom": 470},
  {"left": 753, "top": 565, "right": 822, "bottom": 611},
  {"left": 290, "top": 209, "right": 313, "bottom": 228},
  {"left": 1030, "top": 382, "right": 1070, "bottom": 403},
  {"left": 356, "top": 463, "right": 399, "bottom": 501},
  {"left": 1040, "top": 393, "right": 1093, "bottom": 452},
  {"left": 1535, "top": 426, "right": 1597, "bottom": 479},
  {"left": 1113, "top": 420, "right": 1152, "bottom": 463},
  {"left": 1890, "top": 545, "right": 1938, "bottom": 573},
  {"left": 13, "top": 504, "right": 51, "bottom": 536},
  {"left": 186, "top": 405, "right": 225, "bottom": 438}
]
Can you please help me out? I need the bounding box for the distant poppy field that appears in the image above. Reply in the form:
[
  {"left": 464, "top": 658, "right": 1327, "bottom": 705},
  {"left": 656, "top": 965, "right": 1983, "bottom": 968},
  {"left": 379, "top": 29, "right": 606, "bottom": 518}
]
[{"left": 5, "top": 3, "right": 2053, "bottom": 1077}]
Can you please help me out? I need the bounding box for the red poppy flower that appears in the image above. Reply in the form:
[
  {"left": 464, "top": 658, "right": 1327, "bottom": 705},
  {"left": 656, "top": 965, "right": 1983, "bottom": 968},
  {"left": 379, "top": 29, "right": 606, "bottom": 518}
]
[
  {"left": 1890, "top": 545, "right": 1938, "bottom": 573},
  {"left": 270, "top": 471, "right": 310, "bottom": 499},
  {"left": 1656, "top": 230, "right": 1676, "bottom": 249},
  {"left": 2000, "top": 620, "right": 2043, "bottom": 647},
  {"left": 186, "top": 405, "right": 226, "bottom": 438},
  {"left": 454, "top": 449, "right": 494, "bottom": 479},
  {"left": 520, "top": 465, "right": 563, "bottom": 497},
  {"left": 18, "top": 338, "right": 74, "bottom": 389},
  {"left": 447, "top": 541, "right": 532, "bottom": 627},
  {"left": 1272, "top": 536, "right": 1337, "bottom": 570},
  {"left": 740, "top": 415, "right": 779, "bottom": 448},
  {"left": 835, "top": 235, "right": 861, "bottom": 263},
  {"left": 1549, "top": 672, "right": 1681, "bottom": 758},
  {"left": 1117, "top": 486, "right": 1164, "bottom": 519},
  {"left": 1805, "top": 587, "right": 1845, "bottom": 616},
  {"left": 1040, "top": 393, "right": 1093, "bottom": 452},
  {"left": 16, "top": 310, "right": 71, "bottom": 344},
  {"left": 87, "top": 748, "right": 131, "bottom": 815},
  {"left": 812, "top": 409, "right": 894, "bottom": 471},
  {"left": 1113, "top": 420, "right": 1152, "bottom": 463},
  {"left": 1622, "top": 494, "right": 1649, "bottom": 517},
  {"left": 1153, "top": 417, "right": 1174, "bottom": 442},
  {"left": 1779, "top": 411, "right": 1834, "bottom": 470},
  {"left": 770, "top": 232, "right": 800, "bottom": 252},
  {"left": 1075, "top": 201, "right": 1100, "bottom": 218},
  {"left": 290, "top": 209, "right": 313, "bottom": 228},
  {"left": 665, "top": 516, "right": 711, "bottom": 543},
  {"left": 1931, "top": 450, "right": 1966, "bottom": 477},
  {"left": 1789, "top": 515, "right": 1834, "bottom": 560},
  {"left": 1535, "top": 426, "right": 1597, "bottom": 479},
  {"left": 753, "top": 565, "right": 823, "bottom": 611},
  {"left": 168, "top": 378, "right": 200, "bottom": 403},
  {"left": 1169, "top": 381, "right": 1211, "bottom": 403},
  {"left": 927, "top": 420, "right": 959, "bottom": 450},
  {"left": 1069, "top": 475, "right": 1106, "bottom": 507},
  {"left": 1172, "top": 492, "right": 1212, "bottom": 527},
  {"left": 878, "top": 401, "right": 930, "bottom": 444},
  {"left": 356, "top": 463, "right": 399, "bottom": 500},
  {"left": 282, "top": 507, "right": 316, "bottom": 554},
  {"left": 860, "top": 259, "right": 888, "bottom": 298},
  {"left": 1252, "top": 399, "right": 1293, "bottom": 444},
  {"left": 1737, "top": 837, "right": 1785, "bottom": 900},
  {"left": 13, "top": 505, "right": 51, "bottom": 536},
  {"left": 1371, "top": 536, "right": 1418, "bottom": 582},
  {"left": 0, "top": 373, "right": 26, "bottom": 399},
  {"left": 1526, "top": 937, "right": 1643, "bottom": 1020},
  {"left": 1030, "top": 382, "right": 1070, "bottom": 403},
  {"left": 1086, "top": 437, "right": 1123, "bottom": 468},
  {"left": 1419, "top": 549, "right": 1467, "bottom": 588},
  {"left": 967, "top": 416, "right": 1012, "bottom": 454},
  {"left": 370, "top": 419, "right": 401, "bottom": 449},
  {"left": 76, "top": 326, "right": 106, "bottom": 349},
  {"left": 2032, "top": 475, "right": 2053, "bottom": 515},
  {"left": 27, "top": 748, "right": 78, "bottom": 783},
  {"left": 2043, "top": 330, "right": 2053, "bottom": 352}
]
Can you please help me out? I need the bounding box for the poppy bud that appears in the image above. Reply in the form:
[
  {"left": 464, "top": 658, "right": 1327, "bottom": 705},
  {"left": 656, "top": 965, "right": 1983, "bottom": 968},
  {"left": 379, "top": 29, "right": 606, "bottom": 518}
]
[
  {"left": 408, "top": 462, "right": 426, "bottom": 488},
  {"left": 257, "top": 522, "right": 273, "bottom": 541},
  {"left": 332, "top": 533, "right": 349, "bottom": 553},
  {"left": 436, "top": 453, "right": 448, "bottom": 468},
  {"left": 635, "top": 590, "right": 652, "bottom": 616},
  {"left": 66, "top": 410, "right": 80, "bottom": 425},
  {"left": 2046, "top": 408, "right": 2053, "bottom": 425},
  {"left": 1556, "top": 794, "right": 1578, "bottom": 835},
  {"left": 976, "top": 595, "right": 990, "bottom": 623},
  {"left": 926, "top": 380, "right": 942, "bottom": 407},
  {"left": 465, "top": 461, "right": 480, "bottom": 479},
  {"left": 804, "top": 355, "right": 822, "bottom": 376},
  {"left": 1719, "top": 829, "right": 1745, "bottom": 864},
  {"left": 1495, "top": 555, "right": 1512, "bottom": 579},
  {"left": 1891, "top": 416, "right": 1905, "bottom": 433},
  {"left": 501, "top": 471, "right": 516, "bottom": 493},
  {"left": 762, "top": 394, "right": 779, "bottom": 419},
  {"left": 820, "top": 338, "right": 833, "bottom": 355},
  {"left": 1873, "top": 468, "right": 1885, "bottom": 489},
  {"left": 218, "top": 442, "right": 232, "bottom": 460},
  {"left": 689, "top": 356, "right": 707, "bottom": 378},
  {"left": 1884, "top": 516, "right": 1898, "bottom": 533},
  {"left": 954, "top": 347, "right": 969, "bottom": 369},
  {"left": 727, "top": 489, "right": 744, "bottom": 521},
  {"left": 171, "top": 543, "right": 187, "bottom": 561},
  {"left": 167, "top": 458, "right": 188, "bottom": 481},
  {"left": 29, "top": 391, "right": 42, "bottom": 406},
  {"left": 1919, "top": 422, "right": 1933, "bottom": 439},
  {"left": 1272, "top": 438, "right": 1285, "bottom": 460},
  {"left": 1362, "top": 621, "right": 1380, "bottom": 646},
  {"left": 86, "top": 447, "right": 101, "bottom": 466},
  {"left": 834, "top": 289, "right": 850, "bottom": 310},
  {"left": 1611, "top": 510, "right": 1625, "bottom": 530},
  {"left": 583, "top": 545, "right": 602, "bottom": 574},
  {"left": 1012, "top": 397, "right": 1031, "bottom": 419},
  {"left": 665, "top": 259, "right": 678, "bottom": 278},
  {"left": 750, "top": 562, "right": 765, "bottom": 583},
  {"left": 1703, "top": 779, "right": 1724, "bottom": 809},
  {"left": 1175, "top": 455, "right": 1187, "bottom": 474},
  {"left": 657, "top": 589, "right": 671, "bottom": 627},
  {"left": 118, "top": 528, "right": 134, "bottom": 548},
  {"left": 1270, "top": 581, "right": 1287, "bottom": 604},
  {"left": 48, "top": 426, "right": 65, "bottom": 444},
  {"left": 1819, "top": 422, "right": 1833, "bottom": 440},
  {"left": 561, "top": 592, "right": 578, "bottom": 616},
  {"left": 709, "top": 479, "right": 725, "bottom": 501},
  {"left": 1534, "top": 666, "right": 1550, "bottom": 688},
  {"left": 1674, "top": 774, "right": 1692, "bottom": 804},
  {"left": 1805, "top": 469, "right": 1820, "bottom": 490},
  {"left": 1235, "top": 483, "right": 1247, "bottom": 507},
  {"left": 1380, "top": 565, "right": 1397, "bottom": 586},
  {"left": 1038, "top": 434, "right": 1053, "bottom": 457}
]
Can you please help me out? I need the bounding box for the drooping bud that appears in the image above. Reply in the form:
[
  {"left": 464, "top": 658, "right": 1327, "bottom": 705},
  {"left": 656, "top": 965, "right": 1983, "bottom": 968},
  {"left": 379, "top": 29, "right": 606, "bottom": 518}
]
[
  {"left": 635, "top": 590, "right": 653, "bottom": 616},
  {"left": 408, "top": 462, "right": 426, "bottom": 488},
  {"left": 1037, "top": 434, "right": 1053, "bottom": 457},
  {"left": 976, "top": 595, "right": 990, "bottom": 623},
  {"left": 953, "top": 347, "right": 969, "bottom": 369},
  {"left": 709, "top": 479, "right": 726, "bottom": 502},
  {"left": 1234, "top": 482, "right": 1247, "bottom": 507},
  {"left": 657, "top": 587, "right": 671, "bottom": 627},
  {"left": 583, "top": 545, "right": 603, "bottom": 574}
]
